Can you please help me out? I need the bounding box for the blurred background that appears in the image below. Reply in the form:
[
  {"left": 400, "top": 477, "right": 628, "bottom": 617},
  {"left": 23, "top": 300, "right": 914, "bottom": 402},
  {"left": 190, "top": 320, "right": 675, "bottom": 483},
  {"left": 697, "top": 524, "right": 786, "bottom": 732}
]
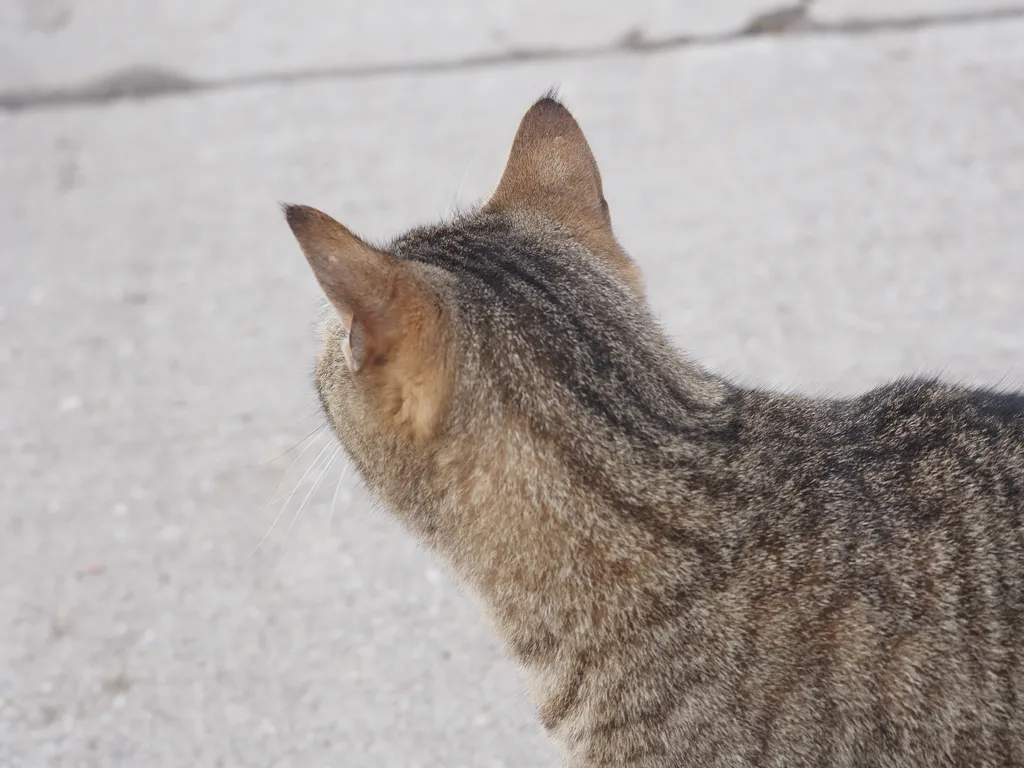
[{"left": 2, "top": 1, "right": 1023, "bottom": 766}]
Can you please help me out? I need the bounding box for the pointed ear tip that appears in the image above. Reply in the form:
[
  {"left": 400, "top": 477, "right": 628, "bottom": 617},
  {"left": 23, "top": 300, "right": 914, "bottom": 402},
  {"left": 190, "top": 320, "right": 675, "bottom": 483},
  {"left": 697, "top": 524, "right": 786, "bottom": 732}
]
[
  {"left": 530, "top": 93, "right": 570, "bottom": 115},
  {"left": 536, "top": 84, "right": 564, "bottom": 104},
  {"left": 282, "top": 203, "right": 310, "bottom": 227},
  {"left": 518, "top": 92, "right": 582, "bottom": 137},
  {"left": 282, "top": 204, "right": 331, "bottom": 240}
]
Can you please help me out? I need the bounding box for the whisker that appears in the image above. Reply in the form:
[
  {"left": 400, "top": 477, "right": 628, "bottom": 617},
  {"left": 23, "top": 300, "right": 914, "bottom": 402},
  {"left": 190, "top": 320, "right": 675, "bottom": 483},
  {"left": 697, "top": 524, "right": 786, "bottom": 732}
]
[
  {"left": 327, "top": 460, "right": 353, "bottom": 533},
  {"left": 257, "top": 428, "right": 327, "bottom": 510},
  {"left": 448, "top": 153, "right": 475, "bottom": 215},
  {"left": 253, "top": 422, "right": 327, "bottom": 469},
  {"left": 251, "top": 439, "right": 334, "bottom": 554},
  {"left": 284, "top": 445, "right": 340, "bottom": 540}
]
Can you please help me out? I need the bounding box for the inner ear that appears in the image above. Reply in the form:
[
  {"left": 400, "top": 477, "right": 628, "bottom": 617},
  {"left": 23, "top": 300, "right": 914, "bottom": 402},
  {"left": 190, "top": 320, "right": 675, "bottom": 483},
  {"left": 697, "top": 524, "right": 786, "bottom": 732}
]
[
  {"left": 484, "top": 96, "right": 644, "bottom": 297},
  {"left": 346, "top": 318, "right": 366, "bottom": 372}
]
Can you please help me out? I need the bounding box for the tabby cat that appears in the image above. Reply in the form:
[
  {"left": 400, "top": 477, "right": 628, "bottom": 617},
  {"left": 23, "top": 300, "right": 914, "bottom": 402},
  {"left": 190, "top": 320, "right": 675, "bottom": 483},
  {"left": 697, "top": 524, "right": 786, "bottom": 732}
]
[{"left": 284, "top": 95, "right": 1024, "bottom": 767}]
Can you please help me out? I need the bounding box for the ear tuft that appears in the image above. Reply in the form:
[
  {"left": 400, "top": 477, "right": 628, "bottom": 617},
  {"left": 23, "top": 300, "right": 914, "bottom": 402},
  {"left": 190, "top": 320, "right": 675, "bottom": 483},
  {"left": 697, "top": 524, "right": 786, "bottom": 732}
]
[{"left": 538, "top": 85, "right": 562, "bottom": 103}]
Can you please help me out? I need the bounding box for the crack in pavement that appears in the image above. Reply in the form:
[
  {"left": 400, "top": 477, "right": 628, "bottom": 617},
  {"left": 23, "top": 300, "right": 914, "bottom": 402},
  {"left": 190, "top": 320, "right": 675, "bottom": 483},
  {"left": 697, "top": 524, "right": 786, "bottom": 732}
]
[{"left": 2, "top": 4, "right": 1022, "bottom": 113}]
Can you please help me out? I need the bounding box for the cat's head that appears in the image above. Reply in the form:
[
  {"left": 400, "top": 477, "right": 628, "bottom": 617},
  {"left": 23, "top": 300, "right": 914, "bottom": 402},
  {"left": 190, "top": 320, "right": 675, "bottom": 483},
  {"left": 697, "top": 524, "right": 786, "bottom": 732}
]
[{"left": 284, "top": 96, "right": 653, "bottom": 539}]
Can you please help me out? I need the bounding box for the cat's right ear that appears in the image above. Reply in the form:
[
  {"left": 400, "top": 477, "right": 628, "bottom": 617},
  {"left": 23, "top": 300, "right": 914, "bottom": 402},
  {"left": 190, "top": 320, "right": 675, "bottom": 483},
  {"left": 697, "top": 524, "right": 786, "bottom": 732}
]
[{"left": 484, "top": 95, "right": 644, "bottom": 296}]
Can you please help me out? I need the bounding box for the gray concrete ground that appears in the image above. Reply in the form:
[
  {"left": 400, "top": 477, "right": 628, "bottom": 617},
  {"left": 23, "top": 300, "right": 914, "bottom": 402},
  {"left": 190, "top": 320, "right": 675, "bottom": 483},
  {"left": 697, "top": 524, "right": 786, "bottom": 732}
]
[{"left": 2, "top": 2, "right": 1024, "bottom": 766}]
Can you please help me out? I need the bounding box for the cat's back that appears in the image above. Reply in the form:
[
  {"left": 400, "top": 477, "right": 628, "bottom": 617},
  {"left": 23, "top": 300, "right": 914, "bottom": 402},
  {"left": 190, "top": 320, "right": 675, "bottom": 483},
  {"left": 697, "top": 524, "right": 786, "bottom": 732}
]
[
  {"left": 643, "top": 380, "right": 1024, "bottom": 766},
  {"left": 726, "top": 376, "right": 1024, "bottom": 628},
  {"left": 735, "top": 377, "right": 1024, "bottom": 521}
]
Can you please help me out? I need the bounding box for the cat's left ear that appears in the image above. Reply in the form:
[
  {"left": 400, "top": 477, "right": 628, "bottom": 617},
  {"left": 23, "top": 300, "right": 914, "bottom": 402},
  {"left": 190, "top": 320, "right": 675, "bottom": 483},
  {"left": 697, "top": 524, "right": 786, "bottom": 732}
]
[
  {"left": 484, "top": 96, "right": 644, "bottom": 296},
  {"left": 284, "top": 204, "right": 450, "bottom": 440}
]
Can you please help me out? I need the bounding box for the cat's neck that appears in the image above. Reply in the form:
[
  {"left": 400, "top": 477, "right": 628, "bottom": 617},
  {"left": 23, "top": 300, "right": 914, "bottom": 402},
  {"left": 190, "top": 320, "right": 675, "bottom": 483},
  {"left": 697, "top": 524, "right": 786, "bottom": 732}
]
[{"left": 432, "top": 367, "right": 737, "bottom": 663}]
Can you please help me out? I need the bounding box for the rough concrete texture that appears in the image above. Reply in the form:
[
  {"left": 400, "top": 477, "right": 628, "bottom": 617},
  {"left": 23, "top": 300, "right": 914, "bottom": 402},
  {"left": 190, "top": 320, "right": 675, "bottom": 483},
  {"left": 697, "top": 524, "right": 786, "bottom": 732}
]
[
  {"left": 0, "top": 0, "right": 771, "bottom": 92},
  {"left": 2, "top": 3, "right": 1024, "bottom": 768},
  {"left": 813, "top": 0, "right": 1024, "bottom": 24}
]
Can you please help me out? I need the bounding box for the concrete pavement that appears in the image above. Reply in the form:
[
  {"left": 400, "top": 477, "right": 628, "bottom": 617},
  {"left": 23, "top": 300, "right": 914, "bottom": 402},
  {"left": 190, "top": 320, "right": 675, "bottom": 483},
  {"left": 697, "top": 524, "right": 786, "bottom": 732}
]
[{"left": 2, "top": 2, "right": 1024, "bottom": 766}]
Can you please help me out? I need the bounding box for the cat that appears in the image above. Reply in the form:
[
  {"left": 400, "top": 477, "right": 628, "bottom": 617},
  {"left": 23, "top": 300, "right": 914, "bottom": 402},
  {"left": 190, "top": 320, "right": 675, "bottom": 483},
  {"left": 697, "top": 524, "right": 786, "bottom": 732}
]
[{"left": 283, "top": 94, "right": 1024, "bottom": 767}]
